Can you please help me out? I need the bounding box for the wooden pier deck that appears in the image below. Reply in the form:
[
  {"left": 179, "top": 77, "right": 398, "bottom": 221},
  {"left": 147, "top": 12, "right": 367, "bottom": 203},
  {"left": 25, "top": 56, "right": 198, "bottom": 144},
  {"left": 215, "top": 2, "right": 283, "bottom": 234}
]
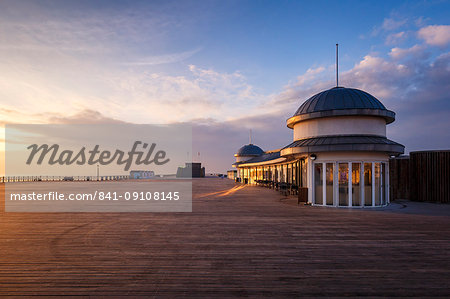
[{"left": 0, "top": 179, "right": 449, "bottom": 297}]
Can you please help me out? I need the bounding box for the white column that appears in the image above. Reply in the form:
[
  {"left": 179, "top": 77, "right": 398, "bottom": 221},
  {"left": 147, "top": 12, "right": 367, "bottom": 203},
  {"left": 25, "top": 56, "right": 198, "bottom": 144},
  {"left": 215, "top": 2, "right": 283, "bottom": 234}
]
[
  {"left": 322, "top": 162, "right": 326, "bottom": 206},
  {"left": 360, "top": 162, "right": 364, "bottom": 207},
  {"left": 307, "top": 158, "right": 313, "bottom": 204},
  {"left": 372, "top": 163, "right": 375, "bottom": 207},
  {"left": 386, "top": 162, "right": 390, "bottom": 204},
  {"left": 334, "top": 162, "right": 338, "bottom": 207},
  {"left": 349, "top": 162, "right": 352, "bottom": 207}
]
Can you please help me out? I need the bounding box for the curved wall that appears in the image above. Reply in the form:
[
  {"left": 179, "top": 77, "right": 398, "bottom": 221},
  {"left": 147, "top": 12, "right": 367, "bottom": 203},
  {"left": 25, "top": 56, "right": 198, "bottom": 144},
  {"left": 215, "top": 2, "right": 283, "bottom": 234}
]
[{"left": 293, "top": 116, "right": 386, "bottom": 141}]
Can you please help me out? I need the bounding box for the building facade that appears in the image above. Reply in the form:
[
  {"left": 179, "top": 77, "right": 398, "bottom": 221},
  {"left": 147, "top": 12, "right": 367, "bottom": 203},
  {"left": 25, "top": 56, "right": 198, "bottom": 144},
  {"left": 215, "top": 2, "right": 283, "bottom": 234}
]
[{"left": 233, "top": 87, "right": 404, "bottom": 207}]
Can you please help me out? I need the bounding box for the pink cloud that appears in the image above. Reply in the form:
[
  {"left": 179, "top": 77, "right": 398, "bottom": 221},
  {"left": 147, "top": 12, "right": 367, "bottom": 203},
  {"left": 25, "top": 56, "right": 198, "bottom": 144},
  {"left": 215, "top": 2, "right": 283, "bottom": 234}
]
[
  {"left": 389, "top": 44, "right": 425, "bottom": 60},
  {"left": 418, "top": 25, "right": 450, "bottom": 46}
]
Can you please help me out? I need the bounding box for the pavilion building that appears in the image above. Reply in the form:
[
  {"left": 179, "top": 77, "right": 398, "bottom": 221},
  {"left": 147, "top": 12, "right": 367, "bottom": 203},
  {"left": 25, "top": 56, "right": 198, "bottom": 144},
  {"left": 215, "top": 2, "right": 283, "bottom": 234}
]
[{"left": 233, "top": 86, "right": 404, "bottom": 207}]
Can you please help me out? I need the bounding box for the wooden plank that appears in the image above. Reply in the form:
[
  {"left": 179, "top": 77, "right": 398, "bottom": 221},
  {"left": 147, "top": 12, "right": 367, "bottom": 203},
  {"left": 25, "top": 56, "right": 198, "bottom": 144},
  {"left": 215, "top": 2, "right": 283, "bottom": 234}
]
[{"left": 0, "top": 179, "right": 449, "bottom": 297}]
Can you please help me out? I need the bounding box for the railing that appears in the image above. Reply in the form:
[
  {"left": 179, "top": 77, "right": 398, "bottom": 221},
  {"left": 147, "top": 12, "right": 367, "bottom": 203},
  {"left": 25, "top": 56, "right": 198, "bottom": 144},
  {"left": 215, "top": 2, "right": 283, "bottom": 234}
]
[
  {"left": 254, "top": 180, "right": 299, "bottom": 196},
  {"left": 0, "top": 175, "right": 130, "bottom": 183}
]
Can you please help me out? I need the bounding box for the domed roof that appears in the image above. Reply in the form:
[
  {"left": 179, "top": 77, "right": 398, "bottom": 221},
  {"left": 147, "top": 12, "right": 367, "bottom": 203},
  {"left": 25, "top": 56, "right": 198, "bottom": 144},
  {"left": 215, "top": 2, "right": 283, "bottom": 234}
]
[
  {"left": 287, "top": 87, "right": 395, "bottom": 128},
  {"left": 235, "top": 144, "right": 264, "bottom": 157},
  {"left": 295, "top": 87, "right": 387, "bottom": 114}
]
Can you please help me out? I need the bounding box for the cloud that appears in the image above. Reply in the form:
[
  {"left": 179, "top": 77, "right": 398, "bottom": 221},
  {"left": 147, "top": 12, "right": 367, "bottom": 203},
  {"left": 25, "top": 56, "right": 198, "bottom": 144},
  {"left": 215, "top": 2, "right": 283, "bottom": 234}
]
[
  {"left": 0, "top": 56, "right": 270, "bottom": 125},
  {"left": 418, "top": 25, "right": 450, "bottom": 46},
  {"left": 0, "top": 107, "right": 43, "bottom": 124},
  {"left": 45, "top": 109, "right": 126, "bottom": 124},
  {"left": 278, "top": 55, "right": 411, "bottom": 104},
  {"left": 102, "top": 65, "right": 269, "bottom": 123},
  {"left": 0, "top": 2, "right": 211, "bottom": 125},
  {"left": 266, "top": 37, "right": 450, "bottom": 156},
  {"left": 341, "top": 55, "right": 410, "bottom": 100},
  {"left": 389, "top": 44, "right": 426, "bottom": 60},
  {"left": 415, "top": 16, "right": 430, "bottom": 28},
  {"left": 269, "top": 66, "right": 329, "bottom": 110},
  {"left": 382, "top": 17, "right": 407, "bottom": 31},
  {"left": 386, "top": 31, "right": 407, "bottom": 45},
  {"left": 0, "top": 108, "right": 124, "bottom": 125},
  {"left": 123, "top": 48, "right": 202, "bottom": 66},
  {"left": 0, "top": 0, "right": 272, "bottom": 126},
  {"left": 340, "top": 51, "right": 450, "bottom": 152},
  {"left": 0, "top": 4, "right": 268, "bottom": 126},
  {"left": 0, "top": 1, "right": 188, "bottom": 57},
  {"left": 372, "top": 16, "right": 408, "bottom": 36}
]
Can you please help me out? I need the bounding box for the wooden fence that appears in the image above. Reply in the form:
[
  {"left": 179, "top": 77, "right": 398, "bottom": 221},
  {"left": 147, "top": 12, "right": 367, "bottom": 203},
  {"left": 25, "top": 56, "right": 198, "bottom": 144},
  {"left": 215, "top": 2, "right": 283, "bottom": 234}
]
[
  {"left": 390, "top": 151, "right": 450, "bottom": 203},
  {"left": 389, "top": 157, "right": 410, "bottom": 200}
]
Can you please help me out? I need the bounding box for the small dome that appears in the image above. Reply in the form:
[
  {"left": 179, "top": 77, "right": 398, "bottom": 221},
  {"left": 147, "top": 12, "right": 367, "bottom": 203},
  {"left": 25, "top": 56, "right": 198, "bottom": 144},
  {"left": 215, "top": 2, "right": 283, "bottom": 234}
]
[
  {"left": 287, "top": 87, "right": 395, "bottom": 128},
  {"left": 235, "top": 144, "right": 264, "bottom": 157}
]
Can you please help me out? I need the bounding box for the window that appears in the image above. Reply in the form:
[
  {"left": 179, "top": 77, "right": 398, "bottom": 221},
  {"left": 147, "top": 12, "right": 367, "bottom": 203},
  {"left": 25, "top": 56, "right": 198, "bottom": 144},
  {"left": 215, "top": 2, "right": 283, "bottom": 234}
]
[
  {"left": 364, "top": 163, "right": 372, "bottom": 206},
  {"left": 352, "top": 163, "right": 361, "bottom": 206},
  {"left": 374, "top": 163, "right": 381, "bottom": 206},
  {"left": 301, "top": 159, "right": 307, "bottom": 187},
  {"left": 338, "top": 163, "right": 349, "bottom": 206},
  {"left": 288, "top": 163, "right": 292, "bottom": 184},
  {"left": 312, "top": 160, "right": 387, "bottom": 207}
]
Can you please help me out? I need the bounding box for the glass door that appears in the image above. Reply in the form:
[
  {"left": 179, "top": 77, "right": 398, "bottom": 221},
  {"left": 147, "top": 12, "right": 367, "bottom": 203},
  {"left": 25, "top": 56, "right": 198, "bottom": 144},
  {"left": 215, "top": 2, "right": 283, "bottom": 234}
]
[
  {"left": 338, "top": 163, "right": 349, "bottom": 206},
  {"left": 374, "top": 163, "right": 381, "bottom": 206},
  {"left": 364, "top": 163, "right": 372, "bottom": 206},
  {"left": 314, "top": 163, "right": 323, "bottom": 205},
  {"left": 352, "top": 163, "right": 362, "bottom": 206},
  {"left": 326, "top": 163, "right": 334, "bottom": 206}
]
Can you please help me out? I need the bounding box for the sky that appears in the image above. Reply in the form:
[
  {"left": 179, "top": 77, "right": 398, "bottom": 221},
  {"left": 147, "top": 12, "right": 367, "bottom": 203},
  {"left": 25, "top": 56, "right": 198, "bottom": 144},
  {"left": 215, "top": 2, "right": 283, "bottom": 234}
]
[{"left": 0, "top": 0, "right": 449, "bottom": 173}]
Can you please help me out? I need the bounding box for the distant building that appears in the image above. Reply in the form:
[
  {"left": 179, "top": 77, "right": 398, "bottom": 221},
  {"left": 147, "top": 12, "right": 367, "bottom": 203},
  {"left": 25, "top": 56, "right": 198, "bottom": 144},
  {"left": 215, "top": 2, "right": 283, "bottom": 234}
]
[
  {"left": 176, "top": 163, "right": 205, "bottom": 178},
  {"left": 130, "top": 170, "right": 155, "bottom": 179},
  {"left": 227, "top": 170, "right": 237, "bottom": 180}
]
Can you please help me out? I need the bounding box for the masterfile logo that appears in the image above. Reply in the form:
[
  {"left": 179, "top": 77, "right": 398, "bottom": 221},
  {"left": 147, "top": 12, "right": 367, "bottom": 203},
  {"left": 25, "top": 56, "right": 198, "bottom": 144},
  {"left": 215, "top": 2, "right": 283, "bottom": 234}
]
[
  {"left": 26, "top": 141, "right": 170, "bottom": 171},
  {"left": 4, "top": 124, "right": 192, "bottom": 212}
]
